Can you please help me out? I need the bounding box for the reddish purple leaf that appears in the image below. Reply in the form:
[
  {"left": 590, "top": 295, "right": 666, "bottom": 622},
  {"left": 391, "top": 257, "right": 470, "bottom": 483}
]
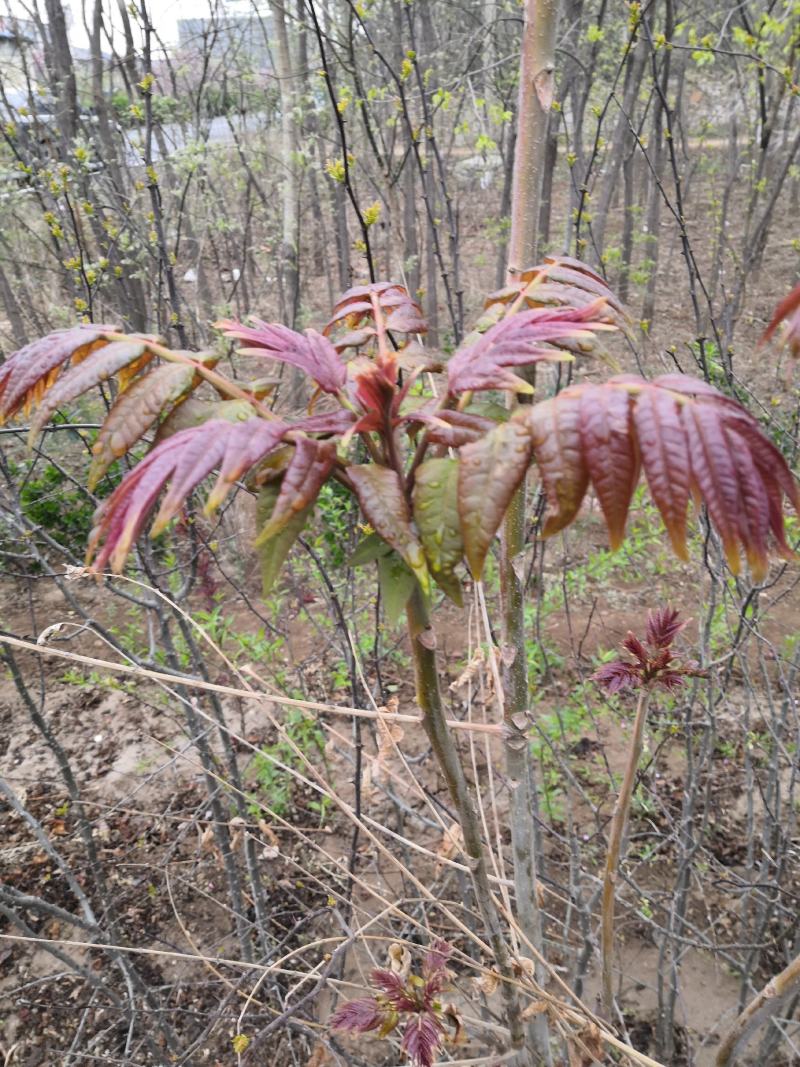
[
  {"left": 215, "top": 319, "right": 346, "bottom": 394},
  {"left": 525, "top": 390, "right": 589, "bottom": 537},
  {"left": 592, "top": 660, "right": 643, "bottom": 694},
  {"left": 88, "top": 417, "right": 287, "bottom": 572},
  {"left": 458, "top": 419, "right": 533, "bottom": 577},
  {"left": 291, "top": 409, "right": 357, "bottom": 435},
  {"left": 622, "top": 632, "right": 648, "bottom": 664},
  {"left": 630, "top": 382, "right": 691, "bottom": 559},
  {"left": 329, "top": 997, "right": 385, "bottom": 1034},
  {"left": 28, "top": 340, "right": 152, "bottom": 444},
  {"left": 347, "top": 465, "right": 430, "bottom": 591},
  {"left": 645, "top": 606, "right": 686, "bottom": 649},
  {"left": 579, "top": 383, "right": 638, "bottom": 549},
  {"left": 405, "top": 407, "right": 496, "bottom": 448},
  {"left": 326, "top": 281, "right": 427, "bottom": 341},
  {"left": 524, "top": 375, "right": 798, "bottom": 580},
  {"left": 447, "top": 302, "right": 613, "bottom": 395},
  {"left": 400, "top": 1014, "right": 445, "bottom": 1067},
  {"left": 254, "top": 437, "right": 336, "bottom": 543},
  {"left": 0, "top": 324, "right": 118, "bottom": 421}
]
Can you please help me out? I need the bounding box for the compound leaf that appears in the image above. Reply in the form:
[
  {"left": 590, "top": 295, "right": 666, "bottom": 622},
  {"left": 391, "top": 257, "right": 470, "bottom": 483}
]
[
  {"left": 0, "top": 324, "right": 117, "bottom": 421},
  {"left": 347, "top": 464, "right": 430, "bottom": 592},
  {"left": 458, "top": 420, "right": 532, "bottom": 577},
  {"left": 254, "top": 437, "right": 337, "bottom": 543},
  {"left": 88, "top": 363, "right": 197, "bottom": 490},
  {"left": 215, "top": 319, "right": 346, "bottom": 394},
  {"left": 447, "top": 302, "right": 614, "bottom": 395}
]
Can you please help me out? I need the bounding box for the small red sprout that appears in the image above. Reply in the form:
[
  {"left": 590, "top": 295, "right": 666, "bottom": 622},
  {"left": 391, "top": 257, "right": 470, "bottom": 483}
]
[
  {"left": 330, "top": 941, "right": 452, "bottom": 1067},
  {"left": 592, "top": 606, "right": 701, "bottom": 694}
]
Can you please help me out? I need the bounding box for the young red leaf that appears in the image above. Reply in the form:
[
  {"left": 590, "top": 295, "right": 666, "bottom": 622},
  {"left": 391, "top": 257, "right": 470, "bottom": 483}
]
[
  {"left": 458, "top": 419, "right": 533, "bottom": 577},
  {"left": 88, "top": 418, "right": 287, "bottom": 571},
  {"left": 400, "top": 1014, "right": 445, "bottom": 1067},
  {"left": 0, "top": 324, "right": 118, "bottom": 421},
  {"left": 524, "top": 375, "right": 798, "bottom": 581},
  {"left": 198, "top": 417, "right": 289, "bottom": 517},
  {"left": 579, "top": 384, "right": 639, "bottom": 549},
  {"left": 592, "top": 660, "right": 644, "bottom": 694},
  {"left": 404, "top": 408, "right": 496, "bottom": 448},
  {"left": 622, "top": 631, "right": 648, "bottom": 664},
  {"left": 525, "top": 390, "right": 589, "bottom": 537},
  {"left": 87, "top": 363, "right": 198, "bottom": 491},
  {"left": 629, "top": 382, "right": 690, "bottom": 559},
  {"left": 28, "top": 340, "right": 152, "bottom": 445},
  {"left": 645, "top": 606, "right": 686, "bottom": 649},
  {"left": 347, "top": 465, "right": 430, "bottom": 593},
  {"left": 215, "top": 319, "right": 346, "bottom": 394},
  {"left": 329, "top": 997, "right": 385, "bottom": 1034},
  {"left": 253, "top": 437, "right": 336, "bottom": 543},
  {"left": 291, "top": 409, "right": 357, "bottom": 435},
  {"left": 447, "top": 302, "right": 613, "bottom": 395},
  {"left": 326, "top": 281, "right": 427, "bottom": 343}
]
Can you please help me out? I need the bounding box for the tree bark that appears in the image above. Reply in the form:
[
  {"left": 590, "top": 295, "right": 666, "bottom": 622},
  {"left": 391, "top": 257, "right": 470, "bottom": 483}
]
[
  {"left": 506, "top": 0, "right": 560, "bottom": 272},
  {"left": 500, "top": 3, "right": 563, "bottom": 1063},
  {"left": 270, "top": 0, "right": 300, "bottom": 329}
]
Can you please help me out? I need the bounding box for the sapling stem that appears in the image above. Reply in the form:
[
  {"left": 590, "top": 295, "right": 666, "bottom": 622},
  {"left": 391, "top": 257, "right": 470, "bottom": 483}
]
[
  {"left": 601, "top": 685, "right": 652, "bottom": 1016},
  {"left": 405, "top": 585, "right": 526, "bottom": 1056}
]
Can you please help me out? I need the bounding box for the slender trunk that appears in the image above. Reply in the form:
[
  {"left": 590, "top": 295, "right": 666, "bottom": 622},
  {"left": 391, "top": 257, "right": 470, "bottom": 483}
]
[
  {"left": 406, "top": 588, "right": 526, "bottom": 1057},
  {"left": 270, "top": 0, "right": 300, "bottom": 329},
  {"left": 537, "top": 119, "right": 558, "bottom": 252},
  {"left": 618, "top": 146, "right": 636, "bottom": 304},
  {"left": 500, "top": 493, "right": 552, "bottom": 1065},
  {"left": 601, "top": 688, "right": 651, "bottom": 1016},
  {"left": 499, "top": 5, "right": 562, "bottom": 1063},
  {"left": 506, "top": 0, "right": 560, "bottom": 272},
  {"left": 0, "top": 263, "right": 27, "bottom": 347},
  {"left": 641, "top": 1, "right": 674, "bottom": 326},
  {"left": 43, "top": 0, "right": 78, "bottom": 145},
  {"left": 592, "top": 35, "right": 647, "bottom": 257}
]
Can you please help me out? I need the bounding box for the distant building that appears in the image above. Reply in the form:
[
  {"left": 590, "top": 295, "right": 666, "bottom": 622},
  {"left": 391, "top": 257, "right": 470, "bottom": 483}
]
[
  {"left": 0, "top": 15, "right": 39, "bottom": 88},
  {"left": 176, "top": 15, "right": 273, "bottom": 72}
]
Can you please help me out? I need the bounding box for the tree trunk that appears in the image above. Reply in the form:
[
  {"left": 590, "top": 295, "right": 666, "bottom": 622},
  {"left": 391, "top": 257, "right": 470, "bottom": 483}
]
[
  {"left": 42, "top": 0, "right": 79, "bottom": 145},
  {"left": 506, "top": 0, "right": 559, "bottom": 272},
  {"left": 500, "top": 3, "right": 563, "bottom": 1063},
  {"left": 270, "top": 0, "right": 300, "bottom": 329}
]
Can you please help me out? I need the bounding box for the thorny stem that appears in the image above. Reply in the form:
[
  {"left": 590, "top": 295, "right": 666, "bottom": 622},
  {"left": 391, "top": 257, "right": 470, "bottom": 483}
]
[
  {"left": 601, "top": 686, "right": 652, "bottom": 1017},
  {"left": 405, "top": 586, "right": 526, "bottom": 1055}
]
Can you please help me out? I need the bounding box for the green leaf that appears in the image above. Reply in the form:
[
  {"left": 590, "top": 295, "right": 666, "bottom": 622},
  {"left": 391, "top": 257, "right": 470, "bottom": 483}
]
[
  {"left": 377, "top": 552, "right": 417, "bottom": 626},
  {"left": 347, "top": 465, "right": 430, "bottom": 592},
  {"left": 155, "top": 396, "right": 256, "bottom": 442},
  {"left": 350, "top": 531, "right": 393, "bottom": 566},
  {"left": 458, "top": 419, "right": 532, "bottom": 577},
  {"left": 256, "top": 481, "right": 311, "bottom": 596},
  {"left": 412, "top": 457, "right": 463, "bottom": 605}
]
